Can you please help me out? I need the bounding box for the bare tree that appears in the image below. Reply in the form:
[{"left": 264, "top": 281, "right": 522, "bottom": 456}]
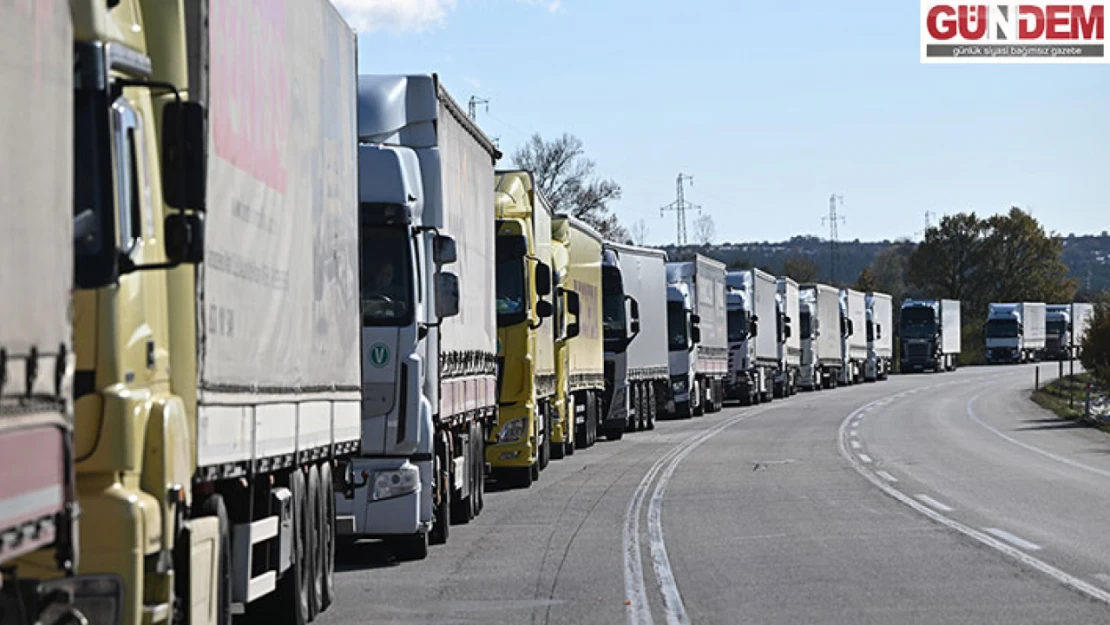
[
  {"left": 512, "top": 133, "right": 628, "bottom": 241},
  {"left": 693, "top": 214, "right": 716, "bottom": 247},
  {"left": 630, "top": 219, "right": 649, "bottom": 246}
]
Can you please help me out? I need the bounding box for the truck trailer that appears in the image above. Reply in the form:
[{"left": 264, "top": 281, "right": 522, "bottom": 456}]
[
  {"left": 839, "top": 288, "right": 868, "bottom": 385},
  {"left": 774, "top": 277, "right": 802, "bottom": 397},
  {"left": 725, "top": 269, "right": 779, "bottom": 405},
  {"left": 602, "top": 242, "right": 669, "bottom": 432},
  {"left": 1, "top": 3, "right": 124, "bottom": 622},
  {"left": 490, "top": 171, "right": 557, "bottom": 486},
  {"left": 666, "top": 256, "right": 729, "bottom": 417},
  {"left": 799, "top": 284, "right": 843, "bottom": 390},
  {"left": 865, "top": 292, "right": 893, "bottom": 381},
  {"left": 900, "top": 299, "right": 962, "bottom": 372},
  {"left": 337, "top": 74, "right": 499, "bottom": 560},
  {"left": 1046, "top": 303, "right": 1095, "bottom": 361},
  {"left": 63, "top": 1, "right": 362, "bottom": 623},
  {"left": 985, "top": 302, "right": 1046, "bottom": 364}
]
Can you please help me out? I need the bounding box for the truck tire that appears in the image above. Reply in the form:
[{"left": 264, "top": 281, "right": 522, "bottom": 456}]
[
  {"left": 256, "top": 468, "right": 310, "bottom": 625},
  {"left": 692, "top": 381, "right": 705, "bottom": 417},
  {"left": 430, "top": 450, "right": 450, "bottom": 545},
  {"left": 540, "top": 405, "right": 551, "bottom": 470},
  {"left": 453, "top": 426, "right": 478, "bottom": 525},
  {"left": 318, "top": 462, "right": 336, "bottom": 610},
  {"left": 606, "top": 427, "right": 624, "bottom": 441},
  {"left": 471, "top": 424, "right": 482, "bottom": 518},
  {"left": 647, "top": 386, "right": 656, "bottom": 430},
  {"left": 306, "top": 465, "right": 324, "bottom": 619}
]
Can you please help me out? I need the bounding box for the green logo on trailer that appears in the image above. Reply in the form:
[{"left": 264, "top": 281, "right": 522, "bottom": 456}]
[{"left": 369, "top": 343, "right": 390, "bottom": 368}]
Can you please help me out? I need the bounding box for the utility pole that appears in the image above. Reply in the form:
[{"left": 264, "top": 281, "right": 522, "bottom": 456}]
[
  {"left": 467, "top": 96, "right": 489, "bottom": 121},
  {"left": 822, "top": 194, "right": 845, "bottom": 284},
  {"left": 659, "top": 173, "right": 700, "bottom": 246}
]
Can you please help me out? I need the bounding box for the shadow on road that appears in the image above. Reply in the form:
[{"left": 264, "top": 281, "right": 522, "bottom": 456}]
[
  {"left": 335, "top": 539, "right": 403, "bottom": 571},
  {"left": 1017, "top": 420, "right": 1090, "bottom": 432}
]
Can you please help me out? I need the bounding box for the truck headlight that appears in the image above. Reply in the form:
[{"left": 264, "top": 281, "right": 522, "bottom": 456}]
[
  {"left": 672, "top": 379, "right": 688, "bottom": 395},
  {"left": 371, "top": 465, "right": 420, "bottom": 501},
  {"left": 498, "top": 417, "right": 526, "bottom": 443}
]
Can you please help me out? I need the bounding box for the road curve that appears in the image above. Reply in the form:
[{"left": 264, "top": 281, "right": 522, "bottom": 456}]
[{"left": 316, "top": 366, "right": 1110, "bottom": 624}]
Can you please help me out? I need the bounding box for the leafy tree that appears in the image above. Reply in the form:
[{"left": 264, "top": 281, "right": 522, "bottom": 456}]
[
  {"left": 868, "top": 242, "right": 914, "bottom": 303},
  {"left": 694, "top": 215, "right": 716, "bottom": 247},
  {"left": 979, "top": 207, "right": 1076, "bottom": 304},
  {"left": 782, "top": 256, "right": 820, "bottom": 283},
  {"left": 906, "top": 213, "right": 987, "bottom": 305},
  {"left": 1080, "top": 295, "right": 1110, "bottom": 388},
  {"left": 854, "top": 267, "right": 878, "bottom": 292},
  {"left": 512, "top": 133, "right": 628, "bottom": 241}
]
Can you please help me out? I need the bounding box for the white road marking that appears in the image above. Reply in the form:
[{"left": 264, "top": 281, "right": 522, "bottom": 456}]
[
  {"left": 850, "top": 440, "right": 861, "bottom": 449},
  {"left": 966, "top": 394, "right": 1110, "bottom": 479},
  {"left": 838, "top": 396, "right": 1110, "bottom": 607},
  {"left": 876, "top": 470, "right": 899, "bottom": 483},
  {"left": 858, "top": 453, "right": 872, "bottom": 463},
  {"left": 914, "top": 494, "right": 953, "bottom": 512},
  {"left": 983, "top": 528, "right": 1042, "bottom": 551}
]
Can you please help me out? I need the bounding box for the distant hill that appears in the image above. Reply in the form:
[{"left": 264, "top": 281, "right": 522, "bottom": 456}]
[{"left": 657, "top": 233, "right": 1110, "bottom": 294}]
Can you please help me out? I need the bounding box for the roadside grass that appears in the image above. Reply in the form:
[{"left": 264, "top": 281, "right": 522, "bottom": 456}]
[{"left": 1031, "top": 372, "right": 1110, "bottom": 433}]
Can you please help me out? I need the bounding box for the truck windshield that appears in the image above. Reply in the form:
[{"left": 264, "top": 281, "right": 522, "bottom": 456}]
[
  {"left": 361, "top": 225, "right": 414, "bottom": 327},
  {"left": 1047, "top": 320, "right": 1067, "bottom": 336},
  {"left": 667, "top": 301, "right": 688, "bottom": 351},
  {"left": 900, "top": 308, "right": 936, "bottom": 339},
  {"left": 986, "top": 319, "right": 1019, "bottom": 338},
  {"left": 800, "top": 311, "right": 812, "bottom": 340},
  {"left": 496, "top": 256, "right": 528, "bottom": 327},
  {"left": 728, "top": 309, "right": 748, "bottom": 342},
  {"left": 602, "top": 267, "right": 627, "bottom": 343}
]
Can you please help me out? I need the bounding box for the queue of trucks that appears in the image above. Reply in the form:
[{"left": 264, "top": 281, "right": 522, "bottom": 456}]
[{"left": 1, "top": 2, "right": 1096, "bottom": 624}]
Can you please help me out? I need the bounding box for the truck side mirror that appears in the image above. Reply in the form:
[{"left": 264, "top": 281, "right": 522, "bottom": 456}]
[
  {"left": 691, "top": 313, "right": 701, "bottom": 325},
  {"left": 784, "top": 325, "right": 791, "bottom": 339},
  {"left": 161, "top": 100, "right": 207, "bottom": 211},
  {"left": 164, "top": 213, "right": 204, "bottom": 264},
  {"left": 535, "top": 262, "right": 552, "bottom": 296},
  {"left": 435, "top": 272, "right": 460, "bottom": 318},
  {"left": 536, "top": 299, "right": 553, "bottom": 319},
  {"left": 566, "top": 290, "right": 581, "bottom": 316},
  {"left": 566, "top": 319, "right": 580, "bottom": 339},
  {"left": 690, "top": 324, "right": 701, "bottom": 345},
  {"left": 433, "top": 234, "right": 457, "bottom": 265},
  {"left": 750, "top": 320, "right": 758, "bottom": 337},
  {"left": 628, "top": 297, "right": 641, "bottom": 337}
]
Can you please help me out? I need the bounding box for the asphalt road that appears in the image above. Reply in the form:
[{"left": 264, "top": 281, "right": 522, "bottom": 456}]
[{"left": 317, "top": 365, "right": 1110, "bottom": 624}]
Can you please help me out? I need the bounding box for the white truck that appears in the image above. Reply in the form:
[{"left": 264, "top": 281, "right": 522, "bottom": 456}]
[
  {"left": 725, "top": 269, "right": 779, "bottom": 405},
  {"left": 665, "top": 256, "right": 728, "bottom": 417},
  {"left": 603, "top": 242, "right": 669, "bottom": 432},
  {"left": 865, "top": 292, "right": 893, "bottom": 381},
  {"left": 899, "top": 299, "right": 962, "bottom": 372},
  {"left": 799, "top": 283, "right": 843, "bottom": 389},
  {"left": 774, "top": 278, "right": 802, "bottom": 397},
  {"left": 839, "top": 288, "right": 868, "bottom": 385},
  {"left": 1046, "top": 303, "right": 1095, "bottom": 361},
  {"left": 336, "top": 75, "right": 499, "bottom": 560},
  {"left": 0, "top": 3, "right": 124, "bottom": 621},
  {"left": 985, "top": 302, "right": 1047, "bottom": 364}
]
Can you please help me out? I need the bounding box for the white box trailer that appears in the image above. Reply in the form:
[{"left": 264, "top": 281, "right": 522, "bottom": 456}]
[
  {"left": 799, "top": 283, "right": 843, "bottom": 389},
  {"left": 665, "top": 255, "right": 728, "bottom": 417},
  {"left": 604, "top": 242, "right": 669, "bottom": 431},
  {"left": 724, "top": 269, "right": 780, "bottom": 404},
  {"left": 839, "top": 288, "right": 868, "bottom": 385},
  {"left": 1072, "top": 303, "right": 1096, "bottom": 359},
  {"left": 774, "top": 277, "right": 802, "bottom": 396},
  {"left": 865, "top": 292, "right": 893, "bottom": 381}
]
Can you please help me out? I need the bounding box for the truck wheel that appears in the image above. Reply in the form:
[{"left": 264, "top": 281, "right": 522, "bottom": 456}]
[
  {"left": 389, "top": 533, "right": 429, "bottom": 561},
  {"left": 692, "top": 382, "right": 705, "bottom": 417},
  {"left": 258, "top": 468, "right": 310, "bottom": 625},
  {"left": 430, "top": 451, "right": 450, "bottom": 545},
  {"left": 306, "top": 465, "right": 324, "bottom": 619},
  {"left": 471, "top": 426, "right": 482, "bottom": 518},
  {"left": 530, "top": 459, "right": 541, "bottom": 482},
  {"left": 647, "top": 386, "right": 657, "bottom": 430},
  {"left": 540, "top": 405, "right": 552, "bottom": 470},
  {"left": 318, "top": 462, "right": 336, "bottom": 610},
  {"left": 606, "top": 427, "right": 624, "bottom": 441},
  {"left": 453, "top": 429, "right": 476, "bottom": 525}
]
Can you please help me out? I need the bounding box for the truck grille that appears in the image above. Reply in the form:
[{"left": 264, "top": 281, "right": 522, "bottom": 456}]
[{"left": 905, "top": 342, "right": 930, "bottom": 361}]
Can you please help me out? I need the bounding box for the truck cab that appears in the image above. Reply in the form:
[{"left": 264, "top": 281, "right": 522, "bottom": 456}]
[
  {"left": 602, "top": 247, "right": 642, "bottom": 436},
  {"left": 798, "top": 292, "right": 819, "bottom": 390},
  {"left": 900, "top": 299, "right": 961, "bottom": 372},
  {"left": 665, "top": 281, "right": 701, "bottom": 417},
  {"left": 1045, "top": 305, "right": 1071, "bottom": 361},
  {"left": 985, "top": 304, "right": 1024, "bottom": 364}
]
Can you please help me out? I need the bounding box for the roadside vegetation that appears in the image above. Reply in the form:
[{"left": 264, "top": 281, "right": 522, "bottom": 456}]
[{"left": 1032, "top": 300, "right": 1110, "bottom": 429}]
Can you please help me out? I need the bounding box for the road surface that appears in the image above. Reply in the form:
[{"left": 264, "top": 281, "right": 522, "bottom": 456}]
[{"left": 318, "top": 364, "right": 1110, "bottom": 624}]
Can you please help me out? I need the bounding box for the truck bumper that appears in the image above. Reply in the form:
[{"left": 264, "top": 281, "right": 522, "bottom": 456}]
[
  {"left": 603, "top": 383, "right": 628, "bottom": 430},
  {"left": 486, "top": 403, "right": 536, "bottom": 469},
  {"left": 799, "top": 365, "right": 818, "bottom": 389},
  {"left": 335, "top": 457, "right": 433, "bottom": 537}
]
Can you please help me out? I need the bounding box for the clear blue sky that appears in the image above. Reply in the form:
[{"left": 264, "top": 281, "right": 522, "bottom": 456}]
[{"left": 337, "top": 0, "right": 1109, "bottom": 246}]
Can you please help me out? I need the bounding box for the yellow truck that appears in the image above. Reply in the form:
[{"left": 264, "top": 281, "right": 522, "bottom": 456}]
[
  {"left": 63, "top": 1, "right": 360, "bottom": 624},
  {"left": 490, "top": 171, "right": 557, "bottom": 488},
  {"left": 555, "top": 216, "right": 607, "bottom": 447}
]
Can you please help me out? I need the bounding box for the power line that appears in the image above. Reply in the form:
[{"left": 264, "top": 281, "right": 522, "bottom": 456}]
[
  {"left": 659, "top": 173, "right": 701, "bottom": 246},
  {"left": 822, "top": 194, "right": 845, "bottom": 283}
]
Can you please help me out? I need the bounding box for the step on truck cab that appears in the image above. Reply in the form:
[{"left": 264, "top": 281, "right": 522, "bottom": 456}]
[
  {"left": 1046, "top": 303, "right": 1095, "bottom": 361},
  {"left": 603, "top": 242, "right": 669, "bottom": 433},
  {"left": 798, "top": 284, "right": 842, "bottom": 389},
  {"left": 865, "top": 292, "right": 893, "bottom": 381},
  {"left": 65, "top": 1, "right": 361, "bottom": 623},
  {"left": 665, "top": 256, "right": 728, "bottom": 417},
  {"left": 838, "top": 288, "right": 868, "bottom": 385},
  {"left": 985, "top": 302, "right": 1046, "bottom": 364},
  {"left": 724, "top": 269, "right": 778, "bottom": 405},
  {"left": 900, "top": 300, "right": 962, "bottom": 372},
  {"left": 1, "top": 3, "right": 124, "bottom": 621},
  {"left": 557, "top": 217, "right": 608, "bottom": 442},
  {"left": 774, "top": 278, "right": 801, "bottom": 397},
  {"left": 337, "top": 74, "right": 499, "bottom": 561},
  {"left": 491, "top": 171, "right": 557, "bottom": 488}
]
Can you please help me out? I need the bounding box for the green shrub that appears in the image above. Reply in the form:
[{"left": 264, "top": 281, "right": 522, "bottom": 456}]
[{"left": 1080, "top": 298, "right": 1110, "bottom": 388}]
